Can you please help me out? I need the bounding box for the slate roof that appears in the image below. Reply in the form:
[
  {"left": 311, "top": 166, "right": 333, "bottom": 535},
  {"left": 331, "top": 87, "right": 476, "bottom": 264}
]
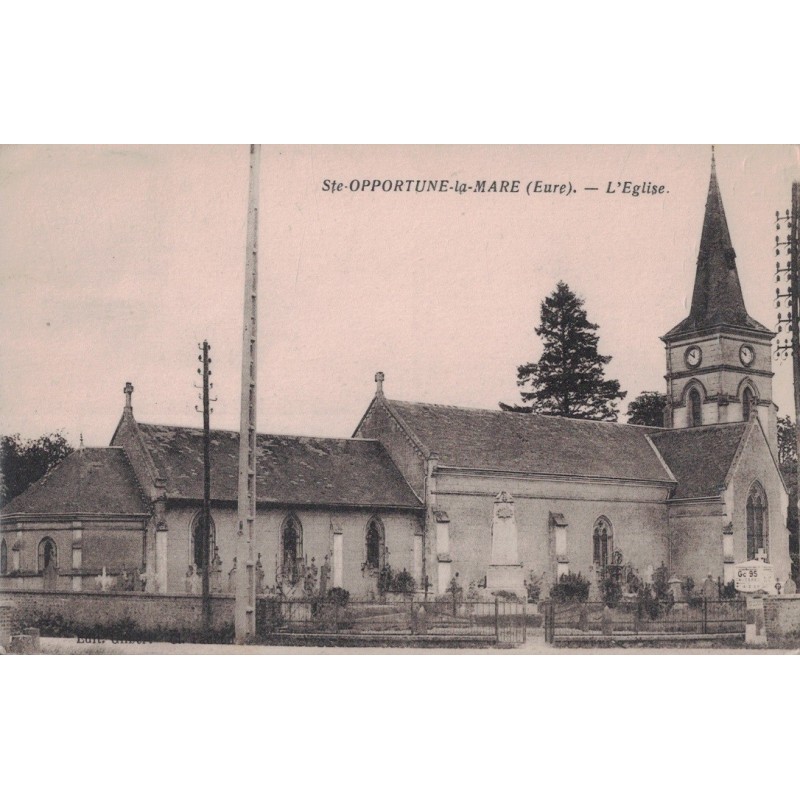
[
  {"left": 136, "top": 424, "right": 422, "bottom": 508},
  {"left": 664, "top": 155, "right": 771, "bottom": 340},
  {"left": 385, "top": 399, "right": 674, "bottom": 483},
  {"left": 649, "top": 422, "right": 749, "bottom": 499},
  {"left": 1, "top": 448, "right": 149, "bottom": 517}
]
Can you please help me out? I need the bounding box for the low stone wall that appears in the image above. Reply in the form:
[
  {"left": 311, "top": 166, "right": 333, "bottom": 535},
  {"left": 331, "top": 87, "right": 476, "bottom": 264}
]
[
  {"left": 0, "top": 599, "right": 14, "bottom": 649},
  {"left": 0, "top": 589, "right": 234, "bottom": 638},
  {"left": 763, "top": 595, "right": 800, "bottom": 644}
]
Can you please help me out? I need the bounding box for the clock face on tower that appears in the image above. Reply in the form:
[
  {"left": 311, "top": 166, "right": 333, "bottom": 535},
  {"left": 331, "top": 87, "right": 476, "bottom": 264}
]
[
  {"left": 684, "top": 346, "right": 702, "bottom": 369},
  {"left": 740, "top": 344, "right": 755, "bottom": 367}
]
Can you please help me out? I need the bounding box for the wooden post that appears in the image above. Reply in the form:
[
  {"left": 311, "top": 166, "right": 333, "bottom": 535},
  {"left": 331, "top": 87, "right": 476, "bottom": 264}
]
[
  {"left": 791, "top": 184, "right": 800, "bottom": 552},
  {"left": 199, "top": 340, "right": 213, "bottom": 631},
  {"left": 235, "top": 144, "right": 261, "bottom": 643},
  {"left": 703, "top": 596, "right": 708, "bottom": 635},
  {"left": 776, "top": 184, "right": 800, "bottom": 550},
  {"left": 522, "top": 600, "right": 527, "bottom": 644}
]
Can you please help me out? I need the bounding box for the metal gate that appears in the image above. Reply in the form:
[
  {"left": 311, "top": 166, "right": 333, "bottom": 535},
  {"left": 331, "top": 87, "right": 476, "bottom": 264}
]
[
  {"left": 256, "top": 596, "right": 528, "bottom": 645},
  {"left": 543, "top": 599, "right": 745, "bottom": 644}
]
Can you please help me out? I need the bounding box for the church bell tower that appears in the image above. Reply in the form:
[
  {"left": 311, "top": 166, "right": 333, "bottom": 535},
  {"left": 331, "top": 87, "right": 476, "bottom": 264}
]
[{"left": 662, "top": 150, "right": 778, "bottom": 456}]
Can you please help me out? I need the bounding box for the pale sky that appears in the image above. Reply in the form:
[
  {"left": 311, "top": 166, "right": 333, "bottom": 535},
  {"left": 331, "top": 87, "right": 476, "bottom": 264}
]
[{"left": 1, "top": 144, "right": 799, "bottom": 447}]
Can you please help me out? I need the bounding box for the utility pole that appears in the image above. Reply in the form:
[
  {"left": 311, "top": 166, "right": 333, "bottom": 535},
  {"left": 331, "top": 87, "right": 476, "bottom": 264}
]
[
  {"left": 774, "top": 181, "right": 800, "bottom": 536},
  {"left": 195, "top": 340, "right": 215, "bottom": 630},
  {"left": 235, "top": 144, "right": 261, "bottom": 643}
]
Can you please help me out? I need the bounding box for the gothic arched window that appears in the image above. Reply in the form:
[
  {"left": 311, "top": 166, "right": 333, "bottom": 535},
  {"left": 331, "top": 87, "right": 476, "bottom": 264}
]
[
  {"left": 191, "top": 512, "right": 216, "bottom": 569},
  {"left": 592, "top": 517, "right": 612, "bottom": 567},
  {"left": 746, "top": 482, "right": 768, "bottom": 561},
  {"left": 281, "top": 515, "right": 303, "bottom": 582},
  {"left": 688, "top": 388, "right": 702, "bottom": 428},
  {"left": 742, "top": 387, "right": 755, "bottom": 421},
  {"left": 365, "top": 517, "right": 386, "bottom": 571},
  {"left": 0, "top": 538, "right": 7, "bottom": 574},
  {"left": 38, "top": 537, "right": 57, "bottom": 573}
]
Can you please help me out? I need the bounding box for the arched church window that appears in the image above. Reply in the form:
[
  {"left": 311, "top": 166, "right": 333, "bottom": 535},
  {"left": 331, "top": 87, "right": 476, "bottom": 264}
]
[
  {"left": 191, "top": 512, "right": 216, "bottom": 569},
  {"left": 38, "top": 537, "right": 57, "bottom": 573},
  {"left": 281, "top": 515, "right": 303, "bottom": 583},
  {"left": 0, "top": 538, "right": 7, "bottom": 574},
  {"left": 746, "top": 483, "right": 768, "bottom": 561},
  {"left": 742, "top": 387, "right": 755, "bottom": 421},
  {"left": 592, "top": 517, "right": 612, "bottom": 567},
  {"left": 688, "top": 388, "right": 702, "bottom": 428},
  {"left": 365, "top": 517, "right": 386, "bottom": 571}
]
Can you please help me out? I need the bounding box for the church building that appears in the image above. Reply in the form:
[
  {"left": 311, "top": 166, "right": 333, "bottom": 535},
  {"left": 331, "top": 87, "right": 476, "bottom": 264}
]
[{"left": 0, "top": 157, "right": 792, "bottom": 600}]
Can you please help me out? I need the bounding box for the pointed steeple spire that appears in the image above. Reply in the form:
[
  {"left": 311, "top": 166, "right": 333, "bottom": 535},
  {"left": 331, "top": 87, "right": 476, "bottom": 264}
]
[
  {"left": 697, "top": 145, "right": 736, "bottom": 267},
  {"left": 664, "top": 148, "right": 771, "bottom": 339}
]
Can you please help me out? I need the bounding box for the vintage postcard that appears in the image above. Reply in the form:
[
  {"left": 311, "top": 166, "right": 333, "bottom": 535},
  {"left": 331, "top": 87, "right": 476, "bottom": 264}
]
[{"left": 1, "top": 144, "right": 799, "bottom": 655}]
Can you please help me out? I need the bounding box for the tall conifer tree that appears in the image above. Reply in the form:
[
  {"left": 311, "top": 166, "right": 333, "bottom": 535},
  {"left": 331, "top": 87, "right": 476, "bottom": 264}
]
[{"left": 501, "top": 282, "right": 626, "bottom": 420}]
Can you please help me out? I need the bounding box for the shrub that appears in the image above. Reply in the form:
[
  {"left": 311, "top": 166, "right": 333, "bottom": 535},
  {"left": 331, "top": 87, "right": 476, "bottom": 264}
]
[
  {"left": 326, "top": 587, "right": 350, "bottom": 606},
  {"left": 625, "top": 570, "right": 642, "bottom": 595},
  {"left": 720, "top": 580, "right": 738, "bottom": 599},
  {"left": 311, "top": 589, "right": 354, "bottom": 631},
  {"left": 377, "top": 565, "right": 394, "bottom": 597},
  {"left": 393, "top": 568, "right": 416, "bottom": 595},
  {"left": 637, "top": 590, "right": 662, "bottom": 620},
  {"left": 303, "top": 559, "right": 318, "bottom": 596},
  {"left": 19, "top": 612, "right": 235, "bottom": 644},
  {"left": 493, "top": 590, "right": 520, "bottom": 602},
  {"left": 635, "top": 580, "right": 674, "bottom": 620},
  {"left": 652, "top": 564, "right": 671, "bottom": 601},
  {"left": 377, "top": 565, "right": 416, "bottom": 595},
  {"left": 525, "top": 572, "right": 541, "bottom": 603},
  {"left": 601, "top": 572, "right": 623, "bottom": 607},
  {"left": 550, "top": 572, "right": 590, "bottom": 603}
]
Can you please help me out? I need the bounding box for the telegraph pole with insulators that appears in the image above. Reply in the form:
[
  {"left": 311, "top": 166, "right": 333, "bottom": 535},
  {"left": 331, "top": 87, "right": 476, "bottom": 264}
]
[
  {"left": 774, "top": 181, "right": 800, "bottom": 548},
  {"left": 195, "top": 339, "right": 216, "bottom": 631}
]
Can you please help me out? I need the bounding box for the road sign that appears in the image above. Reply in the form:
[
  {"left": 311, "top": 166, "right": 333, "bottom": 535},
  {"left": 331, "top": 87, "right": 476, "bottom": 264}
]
[{"left": 734, "top": 560, "right": 776, "bottom": 594}]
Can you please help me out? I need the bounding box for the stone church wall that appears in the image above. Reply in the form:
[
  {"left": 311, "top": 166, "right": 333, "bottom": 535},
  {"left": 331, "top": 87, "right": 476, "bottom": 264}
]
[
  {"left": 0, "top": 520, "right": 146, "bottom": 587},
  {"left": 163, "top": 503, "right": 422, "bottom": 597},
  {"left": 668, "top": 426, "right": 791, "bottom": 585},
  {"left": 667, "top": 500, "right": 725, "bottom": 583},
  {"left": 2, "top": 523, "right": 73, "bottom": 575},
  {"left": 725, "top": 425, "right": 791, "bottom": 582},
  {"left": 433, "top": 470, "right": 670, "bottom": 595},
  {"left": 81, "top": 523, "right": 145, "bottom": 571}
]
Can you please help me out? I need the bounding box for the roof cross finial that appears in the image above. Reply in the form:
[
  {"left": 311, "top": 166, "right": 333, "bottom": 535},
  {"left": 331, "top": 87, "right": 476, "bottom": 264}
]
[
  {"left": 375, "top": 371, "right": 385, "bottom": 396},
  {"left": 124, "top": 382, "right": 134, "bottom": 413}
]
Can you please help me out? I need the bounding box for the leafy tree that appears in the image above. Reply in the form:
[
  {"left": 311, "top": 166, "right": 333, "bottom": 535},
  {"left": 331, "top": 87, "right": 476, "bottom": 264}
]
[
  {"left": 500, "top": 282, "right": 626, "bottom": 420},
  {"left": 627, "top": 391, "right": 667, "bottom": 427},
  {"left": 0, "top": 432, "right": 74, "bottom": 505},
  {"left": 777, "top": 416, "right": 799, "bottom": 580},
  {"left": 777, "top": 415, "right": 797, "bottom": 468}
]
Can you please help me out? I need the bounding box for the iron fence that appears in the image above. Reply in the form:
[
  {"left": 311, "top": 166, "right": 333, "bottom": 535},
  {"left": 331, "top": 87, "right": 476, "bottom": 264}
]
[
  {"left": 543, "top": 599, "right": 746, "bottom": 643},
  {"left": 255, "top": 596, "right": 528, "bottom": 644}
]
